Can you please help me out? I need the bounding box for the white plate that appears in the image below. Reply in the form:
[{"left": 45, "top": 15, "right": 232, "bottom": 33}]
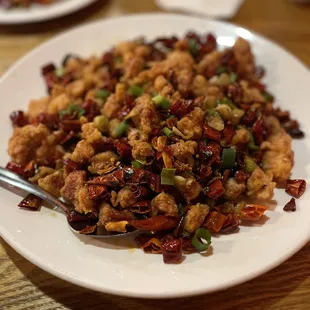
[
  {"left": 0, "top": 14, "right": 310, "bottom": 298},
  {"left": 0, "top": 0, "right": 98, "bottom": 24}
]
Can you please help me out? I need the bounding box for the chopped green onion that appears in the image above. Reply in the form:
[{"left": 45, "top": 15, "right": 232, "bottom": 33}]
[
  {"left": 132, "top": 160, "right": 142, "bottom": 168},
  {"left": 262, "top": 92, "right": 273, "bottom": 102},
  {"left": 128, "top": 85, "right": 144, "bottom": 97},
  {"left": 216, "top": 66, "right": 226, "bottom": 75},
  {"left": 229, "top": 72, "right": 238, "bottom": 83},
  {"left": 115, "top": 120, "right": 130, "bottom": 137},
  {"left": 95, "top": 89, "right": 111, "bottom": 101},
  {"left": 221, "top": 147, "right": 236, "bottom": 169},
  {"left": 177, "top": 203, "right": 184, "bottom": 215},
  {"left": 152, "top": 95, "right": 171, "bottom": 109},
  {"left": 217, "top": 98, "right": 236, "bottom": 110},
  {"left": 207, "top": 108, "right": 220, "bottom": 117},
  {"left": 248, "top": 133, "right": 259, "bottom": 150},
  {"left": 244, "top": 157, "right": 256, "bottom": 173},
  {"left": 162, "top": 127, "right": 174, "bottom": 137},
  {"left": 59, "top": 104, "right": 85, "bottom": 119},
  {"left": 161, "top": 168, "right": 176, "bottom": 185},
  {"left": 191, "top": 228, "right": 212, "bottom": 252},
  {"left": 188, "top": 39, "right": 199, "bottom": 57},
  {"left": 115, "top": 56, "right": 123, "bottom": 63},
  {"left": 93, "top": 115, "right": 109, "bottom": 133},
  {"left": 56, "top": 67, "right": 65, "bottom": 78}
]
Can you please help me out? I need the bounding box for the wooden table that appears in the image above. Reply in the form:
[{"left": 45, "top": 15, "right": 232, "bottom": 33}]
[{"left": 1, "top": 0, "right": 309, "bottom": 308}]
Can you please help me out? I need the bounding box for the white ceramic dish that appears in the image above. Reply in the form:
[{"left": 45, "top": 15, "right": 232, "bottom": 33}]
[
  {"left": 0, "top": 0, "right": 98, "bottom": 24},
  {"left": 0, "top": 14, "right": 310, "bottom": 299}
]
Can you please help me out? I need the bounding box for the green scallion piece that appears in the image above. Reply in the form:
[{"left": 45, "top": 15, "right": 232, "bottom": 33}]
[
  {"left": 229, "top": 72, "right": 238, "bottom": 83},
  {"left": 95, "top": 89, "right": 111, "bottom": 101},
  {"left": 207, "top": 108, "right": 220, "bottom": 117},
  {"left": 244, "top": 157, "right": 256, "bottom": 173},
  {"left": 188, "top": 39, "right": 199, "bottom": 57},
  {"left": 162, "top": 127, "right": 174, "bottom": 137},
  {"left": 217, "top": 98, "right": 236, "bottom": 110},
  {"left": 132, "top": 160, "right": 142, "bottom": 168},
  {"left": 177, "top": 203, "right": 184, "bottom": 215},
  {"left": 191, "top": 228, "right": 212, "bottom": 252},
  {"left": 221, "top": 147, "right": 236, "bottom": 169},
  {"left": 128, "top": 85, "right": 144, "bottom": 97},
  {"left": 59, "top": 104, "right": 85, "bottom": 119},
  {"left": 216, "top": 66, "right": 226, "bottom": 75},
  {"left": 115, "top": 56, "right": 123, "bottom": 63},
  {"left": 262, "top": 92, "right": 273, "bottom": 102},
  {"left": 161, "top": 168, "right": 176, "bottom": 185},
  {"left": 55, "top": 67, "right": 65, "bottom": 78},
  {"left": 115, "top": 120, "right": 130, "bottom": 137},
  {"left": 248, "top": 133, "right": 259, "bottom": 151},
  {"left": 152, "top": 95, "right": 171, "bottom": 109}
]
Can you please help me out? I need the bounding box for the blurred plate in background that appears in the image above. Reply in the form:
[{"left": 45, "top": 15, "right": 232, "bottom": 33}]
[{"left": 0, "top": 0, "right": 98, "bottom": 24}]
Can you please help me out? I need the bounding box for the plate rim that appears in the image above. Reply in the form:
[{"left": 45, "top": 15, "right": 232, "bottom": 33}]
[
  {"left": 0, "top": 0, "right": 98, "bottom": 24},
  {"left": 0, "top": 13, "right": 310, "bottom": 298}
]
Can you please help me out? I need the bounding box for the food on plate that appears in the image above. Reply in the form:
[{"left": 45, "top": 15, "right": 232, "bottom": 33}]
[
  {"left": 0, "top": 0, "right": 56, "bottom": 8},
  {"left": 6, "top": 32, "right": 306, "bottom": 263}
]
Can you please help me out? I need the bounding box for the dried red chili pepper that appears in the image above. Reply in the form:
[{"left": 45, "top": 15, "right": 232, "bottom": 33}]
[
  {"left": 227, "top": 83, "right": 243, "bottom": 103},
  {"left": 197, "top": 33, "right": 217, "bottom": 60},
  {"left": 285, "top": 179, "right": 306, "bottom": 198},
  {"left": 141, "top": 238, "right": 162, "bottom": 254},
  {"left": 240, "top": 204, "right": 267, "bottom": 221},
  {"left": 200, "top": 142, "right": 221, "bottom": 167},
  {"left": 128, "top": 215, "right": 179, "bottom": 231},
  {"left": 41, "top": 63, "right": 56, "bottom": 75},
  {"left": 153, "top": 36, "right": 178, "bottom": 49},
  {"left": 60, "top": 119, "right": 82, "bottom": 132},
  {"left": 200, "top": 165, "right": 212, "bottom": 180},
  {"left": 161, "top": 238, "right": 183, "bottom": 264},
  {"left": 60, "top": 130, "right": 76, "bottom": 145},
  {"left": 33, "top": 113, "right": 59, "bottom": 131},
  {"left": 252, "top": 117, "right": 266, "bottom": 145},
  {"left": 222, "top": 169, "right": 231, "bottom": 184},
  {"left": 6, "top": 162, "right": 25, "bottom": 177},
  {"left": 10, "top": 110, "right": 28, "bottom": 127},
  {"left": 116, "top": 142, "right": 132, "bottom": 160},
  {"left": 63, "top": 158, "right": 83, "bottom": 171},
  {"left": 82, "top": 99, "right": 100, "bottom": 121},
  {"left": 88, "top": 184, "right": 110, "bottom": 200},
  {"left": 204, "top": 211, "right": 228, "bottom": 233},
  {"left": 18, "top": 194, "right": 42, "bottom": 211},
  {"left": 67, "top": 210, "right": 98, "bottom": 233},
  {"left": 206, "top": 179, "right": 225, "bottom": 200},
  {"left": 23, "top": 160, "right": 36, "bottom": 178},
  {"left": 203, "top": 124, "right": 221, "bottom": 142},
  {"left": 283, "top": 198, "right": 296, "bottom": 212},
  {"left": 234, "top": 170, "right": 248, "bottom": 183},
  {"left": 220, "top": 213, "right": 240, "bottom": 233},
  {"left": 129, "top": 201, "right": 151, "bottom": 214},
  {"left": 222, "top": 123, "right": 235, "bottom": 146},
  {"left": 243, "top": 109, "right": 257, "bottom": 125},
  {"left": 182, "top": 238, "right": 197, "bottom": 254},
  {"left": 170, "top": 99, "right": 194, "bottom": 118}
]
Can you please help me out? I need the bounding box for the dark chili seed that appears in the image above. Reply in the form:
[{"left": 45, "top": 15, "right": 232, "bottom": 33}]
[{"left": 283, "top": 198, "right": 296, "bottom": 212}]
